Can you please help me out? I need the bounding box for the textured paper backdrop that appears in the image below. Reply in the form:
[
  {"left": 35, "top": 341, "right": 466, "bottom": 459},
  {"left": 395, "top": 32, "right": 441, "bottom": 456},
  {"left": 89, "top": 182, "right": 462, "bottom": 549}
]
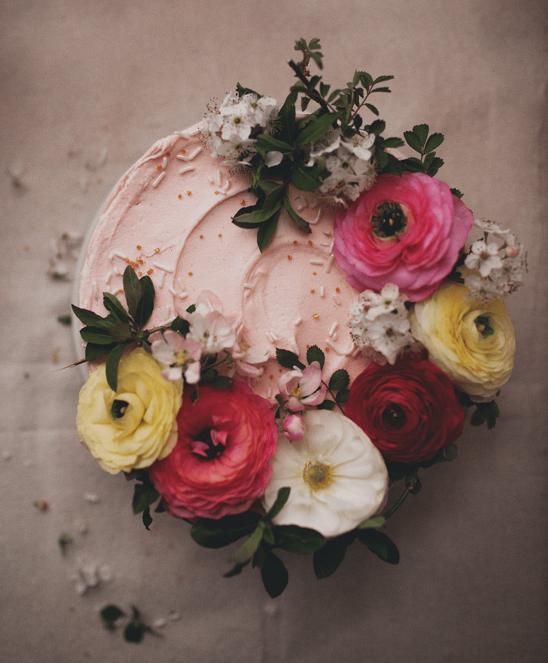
[{"left": 1, "top": 1, "right": 546, "bottom": 661}]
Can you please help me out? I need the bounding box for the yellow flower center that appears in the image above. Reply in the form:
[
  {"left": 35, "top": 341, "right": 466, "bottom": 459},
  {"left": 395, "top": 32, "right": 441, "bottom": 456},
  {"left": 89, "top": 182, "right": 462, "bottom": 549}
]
[
  {"left": 303, "top": 461, "right": 333, "bottom": 491},
  {"left": 174, "top": 350, "right": 188, "bottom": 365},
  {"left": 290, "top": 385, "right": 301, "bottom": 398}
]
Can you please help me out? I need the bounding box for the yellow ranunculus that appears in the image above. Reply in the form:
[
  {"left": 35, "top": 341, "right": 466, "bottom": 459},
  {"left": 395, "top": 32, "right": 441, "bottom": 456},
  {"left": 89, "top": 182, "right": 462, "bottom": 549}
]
[
  {"left": 410, "top": 283, "right": 515, "bottom": 401},
  {"left": 76, "top": 348, "right": 182, "bottom": 474}
]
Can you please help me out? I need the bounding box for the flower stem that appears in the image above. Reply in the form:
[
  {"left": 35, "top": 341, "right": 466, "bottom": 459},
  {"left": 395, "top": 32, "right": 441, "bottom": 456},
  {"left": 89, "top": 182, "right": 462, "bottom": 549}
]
[{"left": 384, "top": 487, "right": 410, "bottom": 519}]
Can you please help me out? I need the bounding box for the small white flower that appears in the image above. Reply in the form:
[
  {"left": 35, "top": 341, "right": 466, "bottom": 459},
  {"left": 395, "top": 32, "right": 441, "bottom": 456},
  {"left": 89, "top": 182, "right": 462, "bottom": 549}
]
[
  {"left": 263, "top": 410, "right": 388, "bottom": 538},
  {"left": 150, "top": 329, "right": 202, "bottom": 384},
  {"left": 349, "top": 284, "right": 414, "bottom": 365},
  {"left": 464, "top": 240, "right": 503, "bottom": 277},
  {"left": 187, "top": 291, "right": 236, "bottom": 354}
]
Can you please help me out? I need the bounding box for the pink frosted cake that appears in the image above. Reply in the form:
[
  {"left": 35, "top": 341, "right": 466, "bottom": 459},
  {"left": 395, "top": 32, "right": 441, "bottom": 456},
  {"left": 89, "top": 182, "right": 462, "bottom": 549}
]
[
  {"left": 71, "top": 38, "right": 522, "bottom": 601},
  {"left": 78, "top": 124, "right": 366, "bottom": 398}
]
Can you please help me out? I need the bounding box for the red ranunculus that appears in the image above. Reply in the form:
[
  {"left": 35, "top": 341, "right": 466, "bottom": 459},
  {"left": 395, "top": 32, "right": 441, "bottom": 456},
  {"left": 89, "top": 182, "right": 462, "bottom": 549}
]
[
  {"left": 150, "top": 379, "right": 277, "bottom": 519},
  {"left": 346, "top": 356, "right": 464, "bottom": 463}
]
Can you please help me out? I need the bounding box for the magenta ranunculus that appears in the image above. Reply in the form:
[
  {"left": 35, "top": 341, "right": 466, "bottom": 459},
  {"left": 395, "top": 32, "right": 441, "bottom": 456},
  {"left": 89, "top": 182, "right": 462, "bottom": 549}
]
[
  {"left": 333, "top": 172, "right": 473, "bottom": 301},
  {"left": 149, "top": 379, "right": 277, "bottom": 519}
]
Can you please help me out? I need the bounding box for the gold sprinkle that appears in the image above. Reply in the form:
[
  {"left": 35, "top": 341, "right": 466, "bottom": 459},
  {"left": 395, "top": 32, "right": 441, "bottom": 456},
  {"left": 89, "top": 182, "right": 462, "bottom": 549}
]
[
  {"left": 335, "top": 287, "right": 341, "bottom": 293},
  {"left": 293, "top": 240, "right": 299, "bottom": 246},
  {"left": 312, "top": 271, "right": 317, "bottom": 276},
  {"left": 325, "top": 346, "right": 331, "bottom": 353},
  {"left": 310, "top": 289, "right": 316, "bottom": 294},
  {"left": 240, "top": 198, "right": 247, "bottom": 205},
  {"left": 187, "top": 190, "right": 193, "bottom": 196},
  {"left": 312, "top": 313, "right": 320, "bottom": 320},
  {"left": 177, "top": 194, "right": 183, "bottom": 200},
  {"left": 155, "top": 164, "right": 162, "bottom": 172},
  {"left": 287, "top": 255, "right": 293, "bottom": 261},
  {"left": 308, "top": 240, "right": 314, "bottom": 247},
  {"left": 188, "top": 271, "right": 193, "bottom": 277},
  {"left": 154, "top": 247, "right": 161, "bottom": 254},
  {"left": 136, "top": 244, "right": 142, "bottom": 251},
  {"left": 147, "top": 268, "right": 154, "bottom": 275},
  {"left": 218, "top": 233, "right": 223, "bottom": 238},
  {"left": 199, "top": 234, "right": 204, "bottom": 240}
]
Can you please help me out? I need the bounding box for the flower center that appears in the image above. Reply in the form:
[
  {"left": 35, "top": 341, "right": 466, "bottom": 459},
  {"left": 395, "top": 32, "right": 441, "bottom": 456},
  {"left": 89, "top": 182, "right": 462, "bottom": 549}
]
[
  {"left": 382, "top": 403, "right": 406, "bottom": 428},
  {"left": 303, "top": 461, "right": 333, "bottom": 491},
  {"left": 174, "top": 350, "right": 188, "bottom": 366},
  {"left": 111, "top": 399, "right": 129, "bottom": 419},
  {"left": 372, "top": 201, "right": 407, "bottom": 238},
  {"left": 474, "top": 314, "right": 495, "bottom": 337},
  {"left": 190, "top": 428, "right": 227, "bottom": 460}
]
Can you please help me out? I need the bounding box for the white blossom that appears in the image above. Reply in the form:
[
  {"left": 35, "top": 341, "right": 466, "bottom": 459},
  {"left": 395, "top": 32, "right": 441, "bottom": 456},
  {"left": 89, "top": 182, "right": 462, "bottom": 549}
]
[
  {"left": 348, "top": 283, "right": 415, "bottom": 365},
  {"left": 202, "top": 91, "right": 278, "bottom": 166}
]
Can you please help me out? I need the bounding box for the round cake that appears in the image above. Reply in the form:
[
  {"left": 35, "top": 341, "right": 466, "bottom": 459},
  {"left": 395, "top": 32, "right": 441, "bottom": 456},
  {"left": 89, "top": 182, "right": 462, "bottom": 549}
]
[{"left": 77, "top": 123, "right": 366, "bottom": 398}]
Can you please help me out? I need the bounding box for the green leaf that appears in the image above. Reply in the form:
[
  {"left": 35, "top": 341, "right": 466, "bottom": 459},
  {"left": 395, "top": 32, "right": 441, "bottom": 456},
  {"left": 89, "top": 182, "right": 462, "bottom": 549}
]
[
  {"left": 359, "top": 71, "right": 373, "bottom": 87},
  {"left": 103, "top": 293, "right": 130, "bottom": 322},
  {"left": 122, "top": 266, "right": 142, "bottom": 320},
  {"left": 80, "top": 326, "right": 116, "bottom": 345},
  {"left": 256, "top": 134, "right": 294, "bottom": 154},
  {"left": 57, "top": 314, "right": 72, "bottom": 326},
  {"left": 105, "top": 343, "right": 126, "bottom": 392},
  {"left": 85, "top": 342, "right": 115, "bottom": 362},
  {"left": 425, "top": 156, "right": 444, "bottom": 176},
  {"left": 317, "top": 399, "right": 336, "bottom": 410},
  {"left": 275, "top": 348, "right": 305, "bottom": 370},
  {"left": 71, "top": 305, "right": 106, "bottom": 327},
  {"left": 134, "top": 275, "right": 155, "bottom": 327},
  {"left": 382, "top": 137, "right": 405, "bottom": 149},
  {"left": 373, "top": 74, "right": 395, "bottom": 84},
  {"left": 335, "top": 388, "right": 349, "bottom": 405},
  {"left": 283, "top": 197, "right": 311, "bottom": 234},
  {"left": 124, "top": 621, "right": 145, "bottom": 644},
  {"left": 358, "top": 516, "right": 386, "bottom": 530},
  {"left": 266, "top": 486, "right": 291, "bottom": 520},
  {"left": 170, "top": 317, "right": 190, "bottom": 335},
  {"left": 208, "top": 375, "right": 233, "bottom": 389},
  {"left": 313, "top": 535, "right": 352, "bottom": 578},
  {"left": 257, "top": 214, "right": 279, "bottom": 252},
  {"left": 404, "top": 130, "right": 423, "bottom": 153},
  {"left": 424, "top": 132, "right": 444, "bottom": 153},
  {"left": 412, "top": 123, "right": 429, "bottom": 145},
  {"left": 132, "top": 482, "right": 159, "bottom": 514},
  {"left": 470, "top": 400, "right": 500, "bottom": 429},
  {"left": 368, "top": 119, "right": 386, "bottom": 135},
  {"left": 306, "top": 345, "right": 325, "bottom": 369},
  {"left": 236, "top": 82, "right": 261, "bottom": 97},
  {"left": 274, "top": 525, "right": 325, "bottom": 554},
  {"left": 358, "top": 529, "right": 400, "bottom": 564},
  {"left": 191, "top": 511, "right": 260, "bottom": 549},
  {"left": 232, "top": 202, "right": 281, "bottom": 227},
  {"left": 142, "top": 507, "right": 153, "bottom": 530},
  {"left": 328, "top": 369, "right": 350, "bottom": 392},
  {"left": 261, "top": 551, "right": 289, "bottom": 598},
  {"left": 291, "top": 165, "right": 322, "bottom": 191},
  {"left": 234, "top": 524, "right": 265, "bottom": 565},
  {"left": 296, "top": 112, "right": 339, "bottom": 146},
  {"left": 365, "top": 102, "right": 379, "bottom": 116}
]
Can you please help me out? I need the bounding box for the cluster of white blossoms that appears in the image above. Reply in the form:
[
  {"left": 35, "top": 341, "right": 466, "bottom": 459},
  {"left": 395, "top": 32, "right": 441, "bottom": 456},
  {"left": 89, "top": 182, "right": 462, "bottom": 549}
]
[
  {"left": 348, "top": 283, "right": 415, "bottom": 365},
  {"left": 201, "top": 90, "right": 278, "bottom": 165},
  {"left": 308, "top": 128, "right": 376, "bottom": 203},
  {"left": 462, "top": 218, "right": 526, "bottom": 301}
]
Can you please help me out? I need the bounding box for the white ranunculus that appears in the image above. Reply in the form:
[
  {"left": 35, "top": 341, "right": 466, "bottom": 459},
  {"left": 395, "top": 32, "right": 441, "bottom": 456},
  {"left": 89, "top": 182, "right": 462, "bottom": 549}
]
[{"left": 263, "top": 410, "right": 388, "bottom": 538}]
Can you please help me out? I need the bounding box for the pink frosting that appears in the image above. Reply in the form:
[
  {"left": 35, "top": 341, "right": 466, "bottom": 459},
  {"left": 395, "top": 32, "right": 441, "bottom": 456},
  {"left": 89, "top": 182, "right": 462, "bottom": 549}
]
[
  {"left": 78, "top": 124, "right": 367, "bottom": 398},
  {"left": 333, "top": 172, "right": 473, "bottom": 301}
]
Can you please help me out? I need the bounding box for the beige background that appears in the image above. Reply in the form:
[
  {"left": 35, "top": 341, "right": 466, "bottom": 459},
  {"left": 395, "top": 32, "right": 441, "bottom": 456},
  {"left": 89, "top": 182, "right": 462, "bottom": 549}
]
[{"left": 1, "top": 1, "right": 546, "bottom": 661}]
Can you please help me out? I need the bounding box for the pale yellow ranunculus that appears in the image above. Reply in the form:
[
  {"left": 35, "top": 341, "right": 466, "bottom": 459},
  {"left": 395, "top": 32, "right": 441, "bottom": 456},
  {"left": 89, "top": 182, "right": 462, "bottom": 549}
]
[
  {"left": 76, "top": 348, "right": 182, "bottom": 474},
  {"left": 410, "top": 283, "right": 515, "bottom": 401}
]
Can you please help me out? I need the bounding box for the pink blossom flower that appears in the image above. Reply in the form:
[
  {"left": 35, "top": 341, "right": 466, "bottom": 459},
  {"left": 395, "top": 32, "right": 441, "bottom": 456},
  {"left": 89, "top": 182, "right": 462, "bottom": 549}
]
[
  {"left": 188, "top": 291, "right": 236, "bottom": 354},
  {"left": 282, "top": 414, "right": 305, "bottom": 442},
  {"left": 232, "top": 340, "right": 270, "bottom": 378},
  {"left": 278, "top": 361, "right": 327, "bottom": 412},
  {"left": 150, "top": 330, "right": 202, "bottom": 384},
  {"left": 333, "top": 173, "right": 473, "bottom": 301}
]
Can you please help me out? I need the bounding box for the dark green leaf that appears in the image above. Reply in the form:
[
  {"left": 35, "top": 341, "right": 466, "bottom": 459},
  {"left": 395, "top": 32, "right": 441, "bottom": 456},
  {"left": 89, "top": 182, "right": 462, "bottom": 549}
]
[
  {"left": 223, "top": 560, "right": 249, "bottom": 578},
  {"left": 368, "top": 119, "right": 386, "bottom": 135},
  {"left": 80, "top": 326, "right": 116, "bottom": 345},
  {"left": 296, "top": 112, "right": 339, "bottom": 146},
  {"left": 404, "top": 130, "right": 423, "bottom": 153},
  {"left": 170, "top": 316, "right": 190, "bottom": 335},
  {"left": 425, "top": 156, "right": 444, "bottom": 176},
  {"left": 275, "top": 348, "right": 305, "bottom": 370},
  {"left": 371, "top": 86, "right": 391, "bottom": 93},
  {"left": 134, "top": 275, "right": 155, "bottom": 327},
  {"left": 105, "top": 343, "right": 126, "bottom": 391},
  {"left": 328, "top": 369, "right": 350, "bottom": 392},
  {"left": 306, "top": 345, "right": 325, "bottom": 368},
  {"left": 373, "top": 74, "right": 394, "bottom": 84},
  {"left": 283, "top": 197, "right": 311, "bottom": 234},
  {"left": 234, "top": 524, "right": 265, "bottom": 564},
  {"left": 142, "top": 507, "right": 153, "bottom": 530},
  {"left": 85, "top": 342, "right": 115, "bottom": 362},
  {"left": 291, "top": 165, "right": 322, "bottom": 191},
  {"left": 71, "top": 305, "right": 106, "bottom": 327},
  {"left": 57, "top": 314, "right": 72, "bottom": 326},
  {"left": 186, "top": 304, "right": 196, "bottom": 314},
  {"left": 382, "top": 137, "right": 405, "bottom": 148},
  {"left": 317, "top": 399, "right": 336, "bottom": 410},
  {"left": 358, "top": 529, "right": 400, "bottom": 564},
  {"left": 103, "top": 293, "right": 130, "bottom": 322},
  {"left": 208, "top": 375, "right": 233, "bottom": 389},
  {"left": 359, "top": 71, "right": 373, "bottom": 87},
  {"left": 266, "top": 486, "right": 291, "bottom": 520},
  {"left": 232, "top": 202, "right": 281, "bottom": 227},
  {"left": 358, "top": 516, "right": 386, "bottom": 530},
  {"left": 100, "top": 604, "right": 125, "bottom": 625},
  {"left": 236, "top": 82, "right": 261, "bottom": 97},
  {"left": 313, "top": 535, "right": 352, "bottom": 578},
  {"left": 451, "top": 187, "right": 464, "bottom": 199},
  {"left": 256, "top": 134, "right": 294, "bottom": 153},
  {"left": 122, "top": 266, "right": 142, "bottom": 320},
  {"left": 424, "top": 132, "right": 444, "bottom": 153},
  {"left": 132, "top": 482, "right": 159, "bottom": 514},
  {"left": 124, "top": 621, "right": 145, "bottom": 644},
  {"left": 191, "top": 511, "right": 260, "bottom": 549},
  {"left": 257, "top": 214, "right": 279, "bottom": 252},
  {"left": 412, "top": 123, "right": 429, "bottom": 145},
  {"left": 261, "top": 551, "right": 289, "bottom": 598},
  {"left": 335, "top": 388, "right": 349, "bottom": 405},
  {"left": 274, "top": 525, "right": 325, "bottom": 554},
  {"left": 365, "top": 102, "right": 379, "bottom": 116}
]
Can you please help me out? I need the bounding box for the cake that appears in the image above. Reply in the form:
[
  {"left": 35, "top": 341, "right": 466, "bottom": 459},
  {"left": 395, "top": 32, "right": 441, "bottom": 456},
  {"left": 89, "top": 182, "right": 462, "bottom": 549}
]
[
  {"left": 71, "top": 37, "right": 523, "bottom": 598},
  {"left": 77, "top": 124, "right": 366, "bottom": 398}
]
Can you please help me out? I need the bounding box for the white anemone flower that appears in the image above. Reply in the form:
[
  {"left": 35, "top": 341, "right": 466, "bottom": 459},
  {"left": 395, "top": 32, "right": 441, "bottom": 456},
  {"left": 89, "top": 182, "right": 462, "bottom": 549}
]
[{"left": 263, "top": 410, "right": 388, "bottom": 538}]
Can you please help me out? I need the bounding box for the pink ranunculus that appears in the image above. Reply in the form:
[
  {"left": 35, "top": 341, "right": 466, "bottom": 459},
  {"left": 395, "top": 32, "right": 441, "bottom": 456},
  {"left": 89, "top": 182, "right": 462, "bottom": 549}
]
[
  {"left": 149, "top": 379, "right": 277, "bottom": 519},
  {"left": 278, "top": 361, "right": 327, "bottom": 412},
  {"left": 333, "top": 173, "right": 473, "bottom": 302},
  {"left": 282, "top": 414, "right": 305, "bottom": 442}
]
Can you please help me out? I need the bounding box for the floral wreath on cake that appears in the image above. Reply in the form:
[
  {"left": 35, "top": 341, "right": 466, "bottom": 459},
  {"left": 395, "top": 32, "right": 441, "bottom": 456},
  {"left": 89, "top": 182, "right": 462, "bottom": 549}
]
[{"left": 72, "top": 39, "right": 525, "bottom": 597}]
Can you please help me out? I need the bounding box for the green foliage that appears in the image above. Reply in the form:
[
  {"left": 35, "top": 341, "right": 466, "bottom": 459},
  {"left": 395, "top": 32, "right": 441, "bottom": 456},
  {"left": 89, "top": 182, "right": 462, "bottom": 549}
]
[{"left": 275, "top": 348, "right": 305, "bottom": 370}]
